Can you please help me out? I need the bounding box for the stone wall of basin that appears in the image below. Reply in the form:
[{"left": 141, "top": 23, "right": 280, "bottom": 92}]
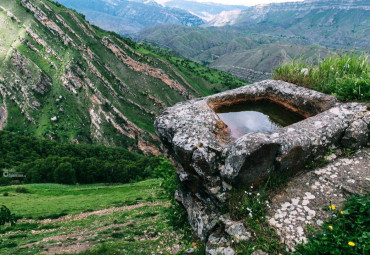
[{"left": 154, "top": 80, "right": 369, "bottom": 252}]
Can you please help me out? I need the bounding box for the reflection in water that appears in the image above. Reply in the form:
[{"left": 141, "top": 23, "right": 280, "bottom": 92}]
[{"left": 216, "top": 100, "right": 305, "bottom": 138}]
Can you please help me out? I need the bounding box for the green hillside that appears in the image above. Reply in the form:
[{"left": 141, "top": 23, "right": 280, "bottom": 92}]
[{"left": 0, "top": 0, "right": 245, "bottom": 154}]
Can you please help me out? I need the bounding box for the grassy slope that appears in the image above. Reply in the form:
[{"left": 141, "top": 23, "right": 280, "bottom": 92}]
[
  {"left": 0, "top": 0, "right": 245, "bottom": 153},
  {"left": 274, "top": 55, "right": 370, "bottom": 102},
  {"left": 0, "top": 180, "right": 193, "bottom": 254}
]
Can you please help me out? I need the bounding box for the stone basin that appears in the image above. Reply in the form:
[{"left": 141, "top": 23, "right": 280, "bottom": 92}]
[{"left": 154, "top": 80, "right": 369, "bottom": 243}]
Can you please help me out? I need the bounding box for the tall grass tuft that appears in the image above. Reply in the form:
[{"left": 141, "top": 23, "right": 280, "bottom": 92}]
[{"left": 274, "top": 54, "right": 369, "bottom": 102}]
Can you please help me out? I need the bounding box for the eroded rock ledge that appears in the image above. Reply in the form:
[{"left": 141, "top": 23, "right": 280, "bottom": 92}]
[{"left": 154, "top": 80, "right": 369, "bottom": 254}]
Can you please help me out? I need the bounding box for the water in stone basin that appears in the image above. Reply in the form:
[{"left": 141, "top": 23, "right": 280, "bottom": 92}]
[{"left": 215, "top": 99, "right": 305, "bottom": 138}]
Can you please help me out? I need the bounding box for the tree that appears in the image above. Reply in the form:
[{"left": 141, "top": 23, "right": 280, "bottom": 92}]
[{"left": 54, "top": 162, "right": 76, "bottom": 184}]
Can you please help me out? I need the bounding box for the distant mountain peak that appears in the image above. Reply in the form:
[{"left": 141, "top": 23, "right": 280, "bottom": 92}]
[{"left": 55, "top": 0, "right": 205, "bottom": 35}]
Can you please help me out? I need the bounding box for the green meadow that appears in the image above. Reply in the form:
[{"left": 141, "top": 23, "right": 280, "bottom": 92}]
[{"left": 0, "top": 180, "right": 193, "bottom": 254}]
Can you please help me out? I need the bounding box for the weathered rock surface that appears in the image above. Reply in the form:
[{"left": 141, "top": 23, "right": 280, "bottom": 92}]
[
  {"left": 268, "top": 148, "right": 370, "bottom": 250},
  {"left": 206, "top": 232, "right": 235, "bottom": 255},
  {"left": 154, "top": 80, "right": 369, "bottom": 253},
  {"left": 175, "top": 190, "right": 218, "bottom": 241}
]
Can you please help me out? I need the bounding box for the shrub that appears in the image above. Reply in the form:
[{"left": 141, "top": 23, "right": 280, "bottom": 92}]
[
  {"left": 15, "top": 187, "right": 28, "bottom": 193},
  {"left": 10, "top": 180, "right": 20, "bottom": 185},
  {"left": 274, "top": 54, "right": 369, "bottom": 102},
  {"left": 3, "top": 192, "right": 8, "bottom": 196},
  {"left": 0, "top": 205, "right": 17, "bottom": 226},
  {"left": 295, "top": 194, "right": 370, "bottom": 254}
]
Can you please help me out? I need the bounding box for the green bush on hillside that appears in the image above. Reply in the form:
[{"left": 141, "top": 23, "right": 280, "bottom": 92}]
[{"left": 274, "top": 55, "right": 369, "bottom": 102}]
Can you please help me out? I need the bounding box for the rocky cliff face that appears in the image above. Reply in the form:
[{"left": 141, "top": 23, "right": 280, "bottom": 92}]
[
  {"left": 155, "top": 80, "right": 369, "bottom": 254},
  {"left": 0, "top": 0, "right": 240, "bottom": 154}
]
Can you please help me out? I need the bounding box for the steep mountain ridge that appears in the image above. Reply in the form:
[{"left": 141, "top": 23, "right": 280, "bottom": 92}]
[
  {"left": 55, "top": 0, "right": 205, "bottom": 35},
  {"left": 0, "top": 0, "right": 244, "bottom": 154}
]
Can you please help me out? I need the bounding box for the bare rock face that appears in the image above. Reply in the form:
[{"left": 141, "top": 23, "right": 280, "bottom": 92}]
[
  {"left": 154, "top": 80, "right": 369, "bottom": 253},
  {"left": 175, "top": 190, "right": 218, "bottom": 241}
]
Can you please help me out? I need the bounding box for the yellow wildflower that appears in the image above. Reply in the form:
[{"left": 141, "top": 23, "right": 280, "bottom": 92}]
[
  {"left": 328, "top": 226, "right": 333, "bottom": 230},
  {"left": 348, "top": 242, "right": 355, "bottom": 247},
  {"left": 329, "top": 204, "right": 336, "bottom": 210},
  {"left": 340, "top": 211, "right": 343, "bottom": 215}
]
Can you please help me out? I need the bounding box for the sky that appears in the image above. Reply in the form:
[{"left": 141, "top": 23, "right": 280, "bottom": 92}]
[{"left": 155, "top": 0, "right": 304, "bottom": 6}]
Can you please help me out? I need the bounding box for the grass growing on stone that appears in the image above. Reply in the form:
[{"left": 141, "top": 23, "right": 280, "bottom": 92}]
[
  {"left": 295, "top": 194, "right": 370, "bottom": 255},
  {"left": 0, "top": 180, "right": 196, "bottom": 254},
  {"left": 225, "top": 178, "right": 288, "bottom": 254},
  {"left": 274, "top": 54, "right": 369, "bottom": 102}
]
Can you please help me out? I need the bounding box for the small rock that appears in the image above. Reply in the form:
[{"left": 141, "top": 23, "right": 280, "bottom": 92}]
[{"left": 251, "top": 250, "right": 269, "bottom": 255}]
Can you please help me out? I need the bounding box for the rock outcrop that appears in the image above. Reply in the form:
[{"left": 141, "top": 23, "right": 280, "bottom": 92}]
[{"left": 154, "top": 80, "right": 369, "bottom": 254}]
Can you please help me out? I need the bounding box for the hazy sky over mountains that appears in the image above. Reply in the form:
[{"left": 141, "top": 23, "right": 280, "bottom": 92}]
[{"left": 155, "top": 0, "right": 304, "bottom": 6}]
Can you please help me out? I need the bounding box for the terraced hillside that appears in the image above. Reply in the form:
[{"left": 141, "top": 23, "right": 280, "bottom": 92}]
[{"left": 0, "top": 0, "right": 245, "bottom": 154}]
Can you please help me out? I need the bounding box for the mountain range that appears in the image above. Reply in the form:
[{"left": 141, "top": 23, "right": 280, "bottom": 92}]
[
  {"left": 55, "top": 0, "right": 206, "bottom": 35},
  {"left": 0, "top": 0, "right": 244, "bottom": 154},
  {"left": 161, "top": 0, "right": 247, "bottom": 21},
  {"left": 137, "top": 0, "right": 370, "bottom": 81}
]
